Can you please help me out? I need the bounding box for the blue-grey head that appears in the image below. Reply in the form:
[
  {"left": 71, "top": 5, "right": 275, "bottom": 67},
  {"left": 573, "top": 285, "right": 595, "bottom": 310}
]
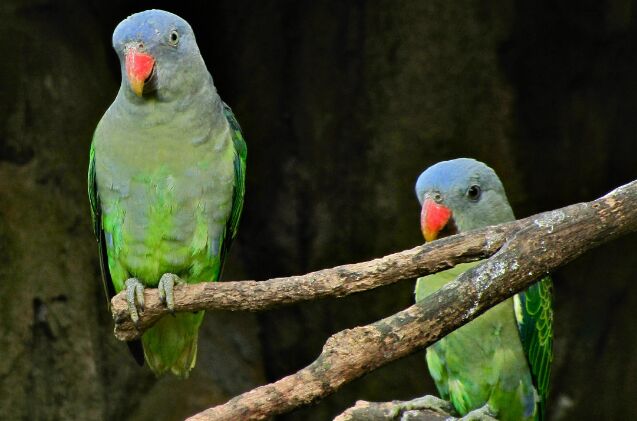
[
  {"left": 415, "top": 158, "right": 514, "bottom": 241},
  {"left": 112, "top": 10, "right": 208, "bottom": 100}
]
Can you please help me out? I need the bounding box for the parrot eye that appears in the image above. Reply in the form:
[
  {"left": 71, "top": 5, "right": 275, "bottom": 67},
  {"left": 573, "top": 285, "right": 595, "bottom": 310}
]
[
  {"left": 168, "top": 30, "right": 179, "bottom": 46},
  {"left": 466, "top": 185, "right": 481, "bottom": 201}
]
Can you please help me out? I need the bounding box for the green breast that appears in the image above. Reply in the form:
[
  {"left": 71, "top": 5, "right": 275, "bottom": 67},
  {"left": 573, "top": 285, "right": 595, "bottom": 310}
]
[
  {"left": 415, "top": 263, "right": 537, "bottom": 420},
  {"left": 95, "top": 118, "right": 235, "bottom": 291}
]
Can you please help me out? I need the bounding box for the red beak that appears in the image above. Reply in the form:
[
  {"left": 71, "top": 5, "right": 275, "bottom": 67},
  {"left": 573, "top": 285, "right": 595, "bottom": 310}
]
[
  {"left": 125, "top": 48, "right": 155, "bottom": 96},
  {"left": 421, "top": 198, "right": 452, "bottom": 242}
]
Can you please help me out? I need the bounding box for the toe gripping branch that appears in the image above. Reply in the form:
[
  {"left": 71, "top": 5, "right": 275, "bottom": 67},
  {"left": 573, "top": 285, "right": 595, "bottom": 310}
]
[
  {"left": 158, "top": 273, "right": 181, "bottom": 313},
  {"left": 125, "top": 278, "right": 145, "bottom": 325},
  {"left": 122, "top": 273, "right": 182, "bottom": 330}
]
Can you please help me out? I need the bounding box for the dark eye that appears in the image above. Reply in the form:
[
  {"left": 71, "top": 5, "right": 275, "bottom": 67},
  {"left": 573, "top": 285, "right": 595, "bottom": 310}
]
[
  {"left": 168, "top": 30, "right": 179, "bottom": 46},
  {"left": 466, "top": 185, "right": 481, "bottom": 201}
]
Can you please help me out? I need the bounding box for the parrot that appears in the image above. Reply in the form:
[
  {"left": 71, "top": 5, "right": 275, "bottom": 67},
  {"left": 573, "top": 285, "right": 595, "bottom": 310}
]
[
  {"left": 413, "top": 158, "right": 552, "bottom": 420},
  {"left": 88, "top": 9, "right": 247, "bottom": 377}
]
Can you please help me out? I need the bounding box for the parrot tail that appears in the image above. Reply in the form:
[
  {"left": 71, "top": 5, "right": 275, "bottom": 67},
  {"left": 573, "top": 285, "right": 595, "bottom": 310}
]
[{"left": 141, "top": 311, "right": 205, "bottom": 378}]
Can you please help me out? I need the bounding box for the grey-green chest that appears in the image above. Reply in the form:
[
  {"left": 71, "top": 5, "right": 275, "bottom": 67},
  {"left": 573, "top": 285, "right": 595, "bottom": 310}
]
[{"left": 94, "top": 116, "right": 235, "bottom": 276}]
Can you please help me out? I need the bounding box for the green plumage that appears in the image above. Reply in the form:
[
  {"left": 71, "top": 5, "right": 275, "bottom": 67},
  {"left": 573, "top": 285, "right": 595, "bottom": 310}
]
[
  {"left": 89, "top": 102, "right": 246, "bottom": 376},
  {"left": 415, "top": 267, "right": 553, "bottom": 420},
  {"left": 89, "top": 10, "right": 247, "bottom": 377},
  {"left": 413, "top": 158, "right": 553, "bottom": 420},
  {"left": 514, "top": 276, "right": 554, "bottom": 419}
]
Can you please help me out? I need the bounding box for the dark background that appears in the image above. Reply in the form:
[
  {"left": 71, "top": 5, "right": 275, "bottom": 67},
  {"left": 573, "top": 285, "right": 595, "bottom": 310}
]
[{"left": 1, "top": 1, "right": 637, "bottom": 420}]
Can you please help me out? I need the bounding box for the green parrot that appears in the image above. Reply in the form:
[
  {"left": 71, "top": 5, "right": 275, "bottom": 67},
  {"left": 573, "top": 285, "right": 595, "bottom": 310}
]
[
  {"left": 414, "top": 158, "right": 552, "bottom": 420},
  {"left": 88, "top": 9, "right": 246, "bottom": 377}
]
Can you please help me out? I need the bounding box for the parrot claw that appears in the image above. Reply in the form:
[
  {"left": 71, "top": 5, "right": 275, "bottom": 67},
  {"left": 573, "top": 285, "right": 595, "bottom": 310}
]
[
  {"left": 458, "top": 404, "right": 497, "bottom": 421},
  {"left": 124, "top": 278, "right": 145, "bottom": 327},
  {"left": 158, "top": 273, "right": 181, "bottom": 313},
  {"left": 388, "top": 395, "right": 457, "bottom": 418}
]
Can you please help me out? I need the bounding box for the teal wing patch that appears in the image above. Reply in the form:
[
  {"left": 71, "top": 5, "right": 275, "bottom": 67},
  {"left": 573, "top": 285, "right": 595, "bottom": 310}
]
[
  {"left": 218, "top": 102, "right": 247, "bottom": 272},
  {"left": 514, "top": 276, "right": 553, "bottom": 421}
]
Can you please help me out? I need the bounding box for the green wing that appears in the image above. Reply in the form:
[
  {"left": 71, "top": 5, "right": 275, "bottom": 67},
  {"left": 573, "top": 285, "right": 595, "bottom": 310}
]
[
  {"left": 88, "top": 140, "right": 116, "bottom": 307},
  {"left": 218, "top": 102, "right": 247, "bottom": 271},
  {"left": 514, "top": 276, "right": 553, "bottom": 421},
  {"left": 88, "top": 138, "right": 144, "bottom": 364}
]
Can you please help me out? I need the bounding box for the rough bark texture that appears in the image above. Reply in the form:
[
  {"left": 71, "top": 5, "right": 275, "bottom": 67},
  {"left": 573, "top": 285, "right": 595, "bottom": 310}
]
[
  {"left": 113, "top": 179, "right": 636, "bottom": 342},
  {"left": 112, "top": 225, "right": 514, "bottom": 340},
  {"left": 3, "top": 1, "right": 637, "bottom": 420},
  {"left": 186, "top": 181, "right": 637, "bottom": 420},
  {"left": 334, "top": 399, "right": 454, "bottom": 421}
]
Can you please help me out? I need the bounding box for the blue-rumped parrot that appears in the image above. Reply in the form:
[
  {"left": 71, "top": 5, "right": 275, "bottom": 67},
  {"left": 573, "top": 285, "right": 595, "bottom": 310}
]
[
  {"left": 88, "top": 9, "right": 247, "bottom": 377},
  {"left": 414, "top": 158, "right": 553, "bottom": 420}
]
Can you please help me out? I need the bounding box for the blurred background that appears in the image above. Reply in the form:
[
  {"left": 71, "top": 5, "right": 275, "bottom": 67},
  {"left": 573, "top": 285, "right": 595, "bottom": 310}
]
[{"left": 1, "top": 0, "right": 637, "bottom": 420}]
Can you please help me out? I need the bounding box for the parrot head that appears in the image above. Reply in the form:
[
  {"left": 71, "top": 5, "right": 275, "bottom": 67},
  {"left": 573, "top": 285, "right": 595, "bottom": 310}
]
[
  {"left": 112, "top": 10, "right": 206, "bottom": 99},
  {"left": 415, "top": 158, "right": 515, "bottom": 242}
]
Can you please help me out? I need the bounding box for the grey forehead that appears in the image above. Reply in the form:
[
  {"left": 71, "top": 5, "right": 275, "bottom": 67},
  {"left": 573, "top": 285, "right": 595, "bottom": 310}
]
[
  {"left": 112, "top": 10, "right": 191, "bottom": 45},
  {"left": 415, "top": 158, "right": 499, "bottom": 197}
]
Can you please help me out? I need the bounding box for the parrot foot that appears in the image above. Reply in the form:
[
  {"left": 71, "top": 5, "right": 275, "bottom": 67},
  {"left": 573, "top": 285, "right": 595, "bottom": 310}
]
[
  {"left": 388, "top": 395, "right": 456, "bottom": 418},
  {"left": 458, "top": 404, "right": 497, "bottom": 421},
  {"left": 124, "top": 278, "right": 145, "bottom": 326},
  {"left": 158, "top": 273, "right": 181, "bottom": 313}
]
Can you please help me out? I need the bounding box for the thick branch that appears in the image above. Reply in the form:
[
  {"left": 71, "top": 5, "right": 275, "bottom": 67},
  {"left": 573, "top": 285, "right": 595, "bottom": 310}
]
[
  {"left": 333, "top": 399, "right": 454, "bottom": 421},
  {"left": 112, "top": 224, "right": 515, "bottom": 340},
  {"left": 185, "top": 181, "right": 637, "bottom": 420}
]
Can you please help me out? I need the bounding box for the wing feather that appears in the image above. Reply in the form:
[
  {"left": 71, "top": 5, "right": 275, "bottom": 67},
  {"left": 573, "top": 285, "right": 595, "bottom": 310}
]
[
  {"left": 217, "top": 102, "right": 247, "bottom": 275},
  {"left": 88, "top": 140, "right": 116, "bottom": 306},
  {"left": 515, "top": 276, "right": 554, "bottom": 421},
  {"left": 88, "top": 137, "right": 144, "bottom": 365}
]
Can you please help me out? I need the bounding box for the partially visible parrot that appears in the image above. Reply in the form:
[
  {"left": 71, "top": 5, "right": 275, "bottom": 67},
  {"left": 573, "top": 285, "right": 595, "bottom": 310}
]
[
  {"left": 88, "top": 10, "right": 246, "bottom": 377},
  {"left": 414, "top": 158, "right": 552, "bottom": 420}
]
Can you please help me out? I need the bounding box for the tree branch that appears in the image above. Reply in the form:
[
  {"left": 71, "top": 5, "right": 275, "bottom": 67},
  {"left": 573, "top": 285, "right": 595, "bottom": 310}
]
[
  {"left": 182, "top": 180, "right": 637, "bottom": 420},
  {"left": 333, "top": 398, "right": 454, "bottom": 421},
  {"left": 112, "top": 222, "right": 516, "bottom": 340}
]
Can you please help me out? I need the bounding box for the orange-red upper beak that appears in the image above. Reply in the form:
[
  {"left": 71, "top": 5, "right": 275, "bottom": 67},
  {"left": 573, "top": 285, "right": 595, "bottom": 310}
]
[
  {"left": 421, "top": 198, "right": 452, "bottom": 242},
  {"left": 125, "top": 48, "right": 155, "bottom": 96}
]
